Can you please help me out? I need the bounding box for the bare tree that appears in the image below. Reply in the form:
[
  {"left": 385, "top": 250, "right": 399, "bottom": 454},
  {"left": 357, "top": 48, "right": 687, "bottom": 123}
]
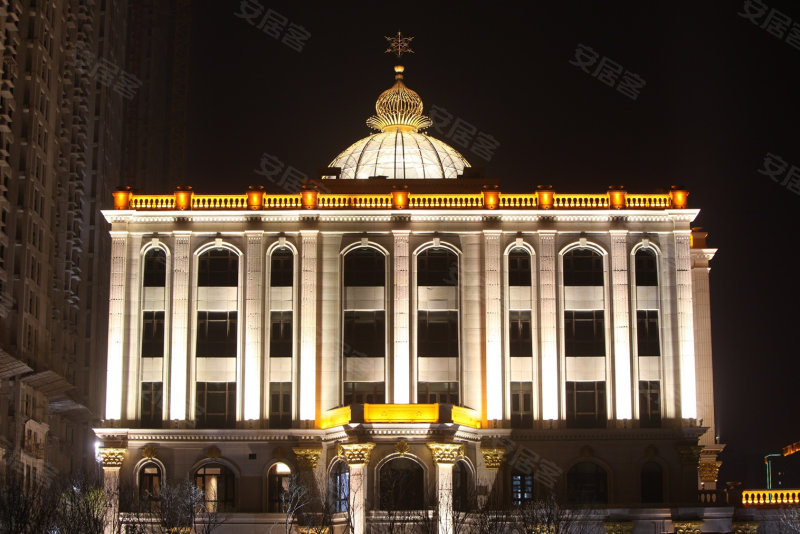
[
  {"left": 269, "top": 473, "right": 313, "bottom": 534},
  {"left": 511, "top": 493, "right": 597, "bottom": 534},
  {"left": 0, "top": 457, "right": 56, "bottom": 534},
  {"left": 52, "top": 471, "right": 111, "bottom": 534},
  {"left": 124, "top": 478, "right": 224, "bottom": 534}
]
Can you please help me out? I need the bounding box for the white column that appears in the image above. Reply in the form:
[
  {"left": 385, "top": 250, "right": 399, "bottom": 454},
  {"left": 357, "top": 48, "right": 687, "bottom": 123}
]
[
  {"left": 341, "top": 443, "right": 375, "bottom": 534},
  {"left": 692, "top": 247, "right": 717, "bottom": 448},
  {"left": 169, "top": 232, "right": 191, "bottom": 421},
  {"left": 319, "top": 233, "right": 342, "bottom": 412},
  {"left": 428, "top": 443, "right": 461, "bottom": 534},
  {"left": 460, "top": 235, "right": 483, "bottom": 415},
  {"left": 610, "top": 230, "right": 632, "bottom": 420},
  {"left": 243, "top": 232, "right": 263, "bottom": 421},
  {"left": 125, "top": 234, "right": 143, "bottom": 421},
  {"left": 393, "top": 231, "right": 411, "bottom": 403},
  {"left": 538, "top": 231, "right": 558, "bottom": 420},
  {"left": 100, "top": 448, "right": 125, "bottom": 534},
  {"left": 483, "top": 231, "right": 502, "bottom": 421},
  {"left": 105, "top": 232, "right": 128, "bottom": 420},
  {"left": 674, "top": 230, "right": 697, "bottom": 419},
  {"left": 299, "top": 231, "right": 318, "bottom": 422}
]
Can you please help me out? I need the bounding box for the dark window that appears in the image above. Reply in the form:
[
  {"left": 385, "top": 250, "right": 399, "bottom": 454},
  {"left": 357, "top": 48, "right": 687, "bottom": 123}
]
[
  {"left": 143, "top": 248, "right": 166, "bottom": 287},
  {"left": 566, "top": 381, "right": 607, "bottom": 429},
  {"left": 636, "top": 310, "right": 660, "bottom": 356},
  {"left": 418, "top": 311, "right": 459, "bottom": 357},
  {"left": 564, "top": 311, "right": 605, "bottom": 356},
  {"left": 417, "top": 247, "right": 457, "bottom": 286},
  {"left": 641, "top": 461, "right": 663, "bottom": 503},
  {"left": 269, "top": 382, "right": 291, "bottom": 429},
  {"left": 330, "top": 461, "right": 350, "bottom": 513},
  {"left": 567, "top": 462, "right": 608, "bottom": 504},
  {"left": 196, "top": 382, "right": 236, "bottom": 429},
  {"left": 379, "top": 458, "right": 424, "bottom": 510},
  {"left": 267, "top": 462, "right": 291, "bottom": 513},
  {"left": 196, "top": 311, "right": 237, "bottom": 358},
  {"left": 140, "top": 382, "right": 162, "bottom": 428},
  {"left": 270, "top": 247, "right": 293, "bottom": 287},
  {"left": 639, "top": 380, "right": 661, "bottom": 428},
  {"left": 508, "top": 249, "right": 532, "bottom": 286},
  {"left": 511, "top": 382, "right": 533, "bottom": 429},
  {"left": 141, "top": 311, "right": 165, "bottom": 358},
  {"left": 270, "top": 311, "right": 292, "bottom": 357},
  {"left": 195, "top": 464, "right": 235, "bottom": 512},
  {"left": 509, "top": 310, "right": 532, "bottom": 357},
  {"left": 343, "top": 311, "right": 385, "bottom": 358},
  {"left": 453, "top": 461, "right": 470, "bottom": 511},
  {"left": 417, "top": 382, "right": 459, "bottom": 405},
  {"left": 343, "top": 382, "right": 385, "bottom": 405},
  {"left": 343, "top": 247, "right": 385, "bottom": 286},
  {"left": 511, "top": 471, "right": 534, "bottom": 506},
  {"left": 138, "top": 463, "right": 161, "bottom": 502},
  {"left": 198, "top": 248, "right": 238, "bottom": 287},
  {"left": 563, "top": 248, "right": 603, "bottom": 286},
  {"left": 635, "top": 249, "right": 658, "bottom": 286}
]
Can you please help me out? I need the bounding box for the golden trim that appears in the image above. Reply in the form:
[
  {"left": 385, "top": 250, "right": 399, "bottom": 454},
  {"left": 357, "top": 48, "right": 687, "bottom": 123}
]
[
  {"left": 141, "top": 445, "right": 157, "bottom": 459},
  {"left": 481, "top": 447, "right": 505, "bottom": 470},
  {"left": 698, "top": 461, "right": 721, "bottom": 483},
  {"left": 292, "top": 448, "right": 322, "bottom": 470},
  {"left": 428, "top": 443, "right": 464, "bottom": 464},
  {"left": 100, "top": 448, "right": 126, "bottom": 469},
  {"left": 604, "top": 522, "right": 633, "bottom": 534},
  {"left": 673, "top": 521, "right": 703, "bottom": 534},
  {"left": 340, "top": 443, "right": 376, "bottom": 466}
]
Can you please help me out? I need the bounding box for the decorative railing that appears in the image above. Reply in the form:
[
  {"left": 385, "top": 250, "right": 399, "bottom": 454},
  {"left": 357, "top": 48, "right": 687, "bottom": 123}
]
[
  {"left": 698, "top": 489, "right": 729, "bottom": 506},
  {"left": 742, "top": 489, "right": 800, "bottom": 505},
  {"left": 318, "top": 403, "right": 482, "bottom": 429},
  {"left": 112, "top": 188, "right": 682, "bottom": 211}
]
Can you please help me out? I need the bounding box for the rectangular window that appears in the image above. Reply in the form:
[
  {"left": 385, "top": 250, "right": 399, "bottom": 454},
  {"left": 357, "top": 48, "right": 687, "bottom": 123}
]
[
  {"left": 195, "top": 382, "right": 235, "bottom": 429},
  {"left": 197, "top": 250, "right": 238, "bottom": 287},
  {"left": 564, "top": 310, "right": 605, "bottom": 357},
  {"left": 140, "top": 382, "right": 162, "bottom": 427},
  {"left": 417, "top": 382, "right": 459, "bottom": 405},
  {"left": 343, "top": 382, "right": 385, "bottom": 405},
  {"left": 269, "top": 382, "right": 292, "bottom": 429},
  {"left": 270, "top": 251, "right": 293, "bottom": 287},
  {"left": 343, "top": 310, "right": 385, "bottom": 358},
  {"left": 141, "top": 311, "right": 165, "bottom": 358},
  {"left": 636, "top": 310, "right": 660, "bottom": 356},
  {"left": 417, "top": 310, "right": 458, "bottom": 357},
  {"left": 639, "top": 380, "right": 661, "bottom": 428},
  {"left": 511, "top": 473, "right": 534, "bottom": 506},
  {"left": 566, "top": 381, "right": 607, "bottom": 429},
  {"left": 509, "top": 310, "right": 532, "bottom": 357},
  {"left": 508, "top": 252, "right": 532, "bottom": 286},
  {"left": 270, "top": 311, "right": 292, "bottom": 357},
  {"left": 511, "top": 382, "right": 533, "bottom": 429},
  {"left": 196, "top": 311, "right": 237, "bottom": 358}
]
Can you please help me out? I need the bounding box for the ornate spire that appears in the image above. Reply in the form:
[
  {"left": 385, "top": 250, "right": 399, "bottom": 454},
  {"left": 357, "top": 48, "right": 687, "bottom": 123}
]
[{"left": 366, "top": 33, "right": 432, "bottom": 133}]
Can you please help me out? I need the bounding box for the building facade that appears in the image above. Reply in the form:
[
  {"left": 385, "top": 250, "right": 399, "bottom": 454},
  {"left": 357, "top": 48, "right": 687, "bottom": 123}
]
[
  {"left": 0, "top": 0, "right": 128, "bottom": 479},
  {"left": 96, "top": 61, "right": 728, "bottom": 533}
]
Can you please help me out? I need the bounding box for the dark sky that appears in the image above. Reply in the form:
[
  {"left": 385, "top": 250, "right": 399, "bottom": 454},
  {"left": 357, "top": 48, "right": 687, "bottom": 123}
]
[{"left": 185, "top": 1, "right": 800, "bottom": 488}]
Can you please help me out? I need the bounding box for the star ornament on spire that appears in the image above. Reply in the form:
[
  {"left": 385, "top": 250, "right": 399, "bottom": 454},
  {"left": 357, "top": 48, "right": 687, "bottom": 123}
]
[{"left": 385, "top": 31, "right": 414, "bottom": 59}]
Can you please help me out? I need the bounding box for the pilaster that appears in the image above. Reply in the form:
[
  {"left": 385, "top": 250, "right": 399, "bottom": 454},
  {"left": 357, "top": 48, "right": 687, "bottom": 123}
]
[
  {"left": 538, "top": 231, "right": 558, "bottom": 420},
  {"left": 393, "top": 231, "right": 410, "bottom": 403},
  {"left": 243, "top": 232, "right": 264, "bottom": 421},
  {"left": 169, "top": 232, "right": 191, "bottom": 421},
  {"left": 106, "top": 232, "right": 128, "bottom": 421},
  {"left": 299, "top": 231, "right": 318, "bottom": 422},
  {"left": 674, "top": 231, "right": 697, "bottom": 419},
  {"left": 610, "top": 230, "right": 632, "bottom": 420},
  {"left": 484, "top": 231, "right": 502, "bottom": 421},
  {"left": 341, "top": 443, "right": 375, "bottom": 534}
]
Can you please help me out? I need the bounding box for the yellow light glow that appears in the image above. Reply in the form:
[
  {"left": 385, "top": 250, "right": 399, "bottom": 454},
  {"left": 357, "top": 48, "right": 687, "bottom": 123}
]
[
  {"left": 451, "top": 406, "right": 481, "bottom": 428},
  {"left": 364, "top": 403, "right": 439, "bottom": 423},
  {"left": 742, "top": 489, "right": 800, "bottom": 505},
  {"left": 318, "top": 406, "right": 352, "bottom": 429}
]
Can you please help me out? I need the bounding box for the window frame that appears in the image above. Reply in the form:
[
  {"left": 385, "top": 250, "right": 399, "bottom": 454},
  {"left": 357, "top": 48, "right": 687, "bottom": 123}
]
[
  {"left": 195, "top": 381, "right": 236, "bottom": 429},
  {"left": 566, "top": 381, "right": 607, "bottom": 429},
  {"left": 194, "top": 463, "right": 236, "bottom": 512},
  {"left": 563, "top": 247, "right": 604, "bottom": 286}
]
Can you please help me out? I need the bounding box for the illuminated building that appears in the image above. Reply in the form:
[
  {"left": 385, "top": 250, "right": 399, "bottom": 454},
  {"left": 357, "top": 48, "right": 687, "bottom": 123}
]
[{"left": 95, "top": 37, "right": 729, "bottom": 533}]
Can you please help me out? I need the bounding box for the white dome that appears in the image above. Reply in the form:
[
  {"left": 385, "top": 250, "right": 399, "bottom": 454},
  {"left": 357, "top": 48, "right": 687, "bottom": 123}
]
[{"left": 329, "top": 130, "right": 470, "bottom": 180}]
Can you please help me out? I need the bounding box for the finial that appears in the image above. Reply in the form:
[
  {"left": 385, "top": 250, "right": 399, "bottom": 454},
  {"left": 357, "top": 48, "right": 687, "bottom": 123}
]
[{"left": 385, "top": 31, "right": 414, "bottom": 59}]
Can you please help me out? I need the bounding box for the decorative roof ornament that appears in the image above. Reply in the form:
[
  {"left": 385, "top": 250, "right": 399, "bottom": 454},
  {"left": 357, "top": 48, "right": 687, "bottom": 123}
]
[{"left": 367, "top": 32, "right": 433, "bottom": 133}]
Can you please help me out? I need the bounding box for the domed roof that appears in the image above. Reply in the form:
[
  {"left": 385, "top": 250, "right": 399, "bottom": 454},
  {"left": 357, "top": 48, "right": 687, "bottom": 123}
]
[{"left": 328, "top": 64, "right": 470, "bottom": 180}]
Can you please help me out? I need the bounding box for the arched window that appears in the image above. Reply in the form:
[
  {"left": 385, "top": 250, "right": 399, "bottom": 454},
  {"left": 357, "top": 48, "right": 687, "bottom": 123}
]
[
  {"left": 267, "top": 462, "right": 291, "bottom": 513},
  {"left": 566, "top": 462, "right": 608, "bottom": 504},
  {"left": 511, "top": 469, "right": 533, "bottom": 506},
  {"left": 344, "top": 247, "right": 385, "bottom": 286},
  {"left": 194, "top": 463, "right": 235, "bottom": 512},
  {"left": 417, "top": 247, "right": 457, "bottom": 286},
  {"left": 640, "top": 461, "right": 663, "bottom": 503},
  {"left": 563, "top": 248, "right": 603, "bottom": 286},
  {"left": 379, "top": 458, "right": 424, "bottom": 510},
  {"left": 138, "top": 462, "right": 161, "bottom": 501},
  {"left": 198, "top": 248, "right": 238, "bottom": 287},
  {"left": 143, "top": 248, "right": 167, "bottom": 287},
  {"left": 330, "top": 460, "right": 349, "bottom": 513},
  {"left": 270, "top": 247, "right": 293, "bottom": 287},
  {"left": 635, "top": 248, "right": 658, "bottom": 286},
  {"left": 453, "top": 460, "right": 470, "bottom": 511},
  {"left": 508, "top": 248, "right": 532, "bottom": 286}
]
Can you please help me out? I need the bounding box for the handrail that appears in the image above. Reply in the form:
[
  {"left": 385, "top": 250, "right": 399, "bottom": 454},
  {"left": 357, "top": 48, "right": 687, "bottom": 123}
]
[
  {"left": 408, "top": 193, "right": 484, "bottom": 208},
  {"left": 742, "top": 489, "right": 800, "bottom": 505}
]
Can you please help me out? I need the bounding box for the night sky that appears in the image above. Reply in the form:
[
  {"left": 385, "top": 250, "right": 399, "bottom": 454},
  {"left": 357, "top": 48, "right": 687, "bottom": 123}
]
[{"left": 185, "top": 1, "right": 800, "bottom": 488}]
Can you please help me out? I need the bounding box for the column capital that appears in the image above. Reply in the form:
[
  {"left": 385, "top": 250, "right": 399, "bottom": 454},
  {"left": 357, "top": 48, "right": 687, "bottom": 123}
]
[
  {"left": 732, "top": 522, "right": 759, "bottom": 534},
  {"left": 340, "top": 443, "right": 376, "bottom": 465},
  {"left": 427, "top": 443, "right": 464, "bottom": 464},
  {"left": 99, "top": 448, "right": 126, "bottom": 469},
  {"left": 698, "top": 460, "right": 721, "bottom": 483},
  {"left": 292, "top": 447, "right": 322, "bottom": 470},
  {"left": 604, "top": 521, "right": 633, "bottom": 534},
  {"left": 673, "top": 521, "right": 703, "bottom": 534},
  {"left": 480, "top": 446, "right": 505, "bottom": 470}
]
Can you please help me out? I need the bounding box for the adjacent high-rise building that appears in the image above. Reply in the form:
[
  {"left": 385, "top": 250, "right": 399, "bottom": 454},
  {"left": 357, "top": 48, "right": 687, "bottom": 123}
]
[
  {"left": 0, "top": 0, "right": 127, "bottom": 478},
  {"left": 96, "top": 47, "right": 729, "bottom": 532}
]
